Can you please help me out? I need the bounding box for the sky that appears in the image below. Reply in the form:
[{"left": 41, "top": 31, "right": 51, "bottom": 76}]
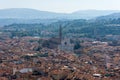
[{"left": 0, "top": 0, "right": 120, "bottom": 13}]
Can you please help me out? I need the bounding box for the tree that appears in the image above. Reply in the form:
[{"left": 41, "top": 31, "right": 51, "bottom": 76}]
[{"left": 74, "top": 42, "right": 81, "bottom": 50}]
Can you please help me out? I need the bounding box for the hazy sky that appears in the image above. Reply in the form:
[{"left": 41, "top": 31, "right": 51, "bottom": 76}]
[{"left": 0, "top": 0, "right": 120, "bottom": 13}]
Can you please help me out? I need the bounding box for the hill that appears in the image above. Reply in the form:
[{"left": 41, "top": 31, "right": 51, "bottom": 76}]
[
  {"left": 0, "top": 8, "right": 66, "bottom": 19},
  {"left": 96, "top": 12, "right": 120, "bottom": 20}
]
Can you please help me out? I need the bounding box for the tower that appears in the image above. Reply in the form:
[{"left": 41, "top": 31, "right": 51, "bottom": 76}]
[
  {"left": 59, "top": 25, "right": 62, "bottom": 44},
  {"left": 94, "top": 27, "right": 97, "bottom": 38},
  {"left": 105, "top": 54, "right": 113, "bottom": 69}
]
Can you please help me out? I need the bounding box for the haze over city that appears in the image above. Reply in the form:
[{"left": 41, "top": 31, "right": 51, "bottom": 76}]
[{"left": 0, "top": 0, "right": 120, "bottom": 13}]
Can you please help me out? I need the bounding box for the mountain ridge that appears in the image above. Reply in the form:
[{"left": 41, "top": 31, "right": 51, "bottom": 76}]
[{"left": 0, "top": 8, "right": 120, "bottom": 19}]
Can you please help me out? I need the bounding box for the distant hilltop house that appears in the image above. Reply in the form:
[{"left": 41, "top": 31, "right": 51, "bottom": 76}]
[
  {"left": 92, "top": 41, "right": 108, "bottom": 46},
  {"left": 106, "top": 35, "right": 120, "bottom": 40},
  {"left": 58, "top": 38, "right": 74, "bottom": 52}
]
